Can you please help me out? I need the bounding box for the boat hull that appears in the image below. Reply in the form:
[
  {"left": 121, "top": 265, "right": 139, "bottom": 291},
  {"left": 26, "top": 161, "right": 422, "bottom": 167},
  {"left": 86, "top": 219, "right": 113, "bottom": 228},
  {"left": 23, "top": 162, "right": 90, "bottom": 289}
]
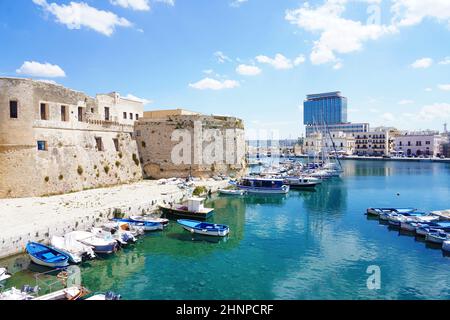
[
  {"left": 160, "top": 206, "right": 214, "bottom": 221},
  {"left": 181, "top": 225, "right": 229, "bottom": 237},
  {"left": 237, "top": 185, "right": 289, "bottom": 194},
  {"left": 426, "top": 233, "right": 447, "bottom": 244},
  {"left": 29, "top": 254, "right": 69, "bottom": 268}
]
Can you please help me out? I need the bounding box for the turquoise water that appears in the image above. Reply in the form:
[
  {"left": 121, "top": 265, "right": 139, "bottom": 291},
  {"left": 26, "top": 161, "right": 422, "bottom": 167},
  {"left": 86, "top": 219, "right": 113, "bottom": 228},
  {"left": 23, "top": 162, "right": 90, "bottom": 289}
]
[{"left": 3, "top": 160, "right": 450, "bottom": 299}]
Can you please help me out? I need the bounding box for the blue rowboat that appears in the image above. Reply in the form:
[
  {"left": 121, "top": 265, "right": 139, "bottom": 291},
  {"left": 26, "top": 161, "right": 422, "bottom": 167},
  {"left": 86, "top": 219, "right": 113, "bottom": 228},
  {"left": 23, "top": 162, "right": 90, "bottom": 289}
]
[
  {"left": 113, "top": 218, "right": 164, "bottom": 231},
  {"left": 366, "top": 207, "right": 417, "bottom": 217},
  {"left": 177, "top": 219, "right": 230, "bottom": 237},
  {"left": 26, "top": 242, "right": 70, "bottom": 268}
]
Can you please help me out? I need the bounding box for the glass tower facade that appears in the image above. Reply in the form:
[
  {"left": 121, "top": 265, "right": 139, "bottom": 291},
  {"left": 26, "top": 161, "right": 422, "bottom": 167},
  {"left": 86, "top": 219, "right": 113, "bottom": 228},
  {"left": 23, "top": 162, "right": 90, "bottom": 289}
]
[{"left": 303, "top": 92, "right": 347, "bottom": 125}]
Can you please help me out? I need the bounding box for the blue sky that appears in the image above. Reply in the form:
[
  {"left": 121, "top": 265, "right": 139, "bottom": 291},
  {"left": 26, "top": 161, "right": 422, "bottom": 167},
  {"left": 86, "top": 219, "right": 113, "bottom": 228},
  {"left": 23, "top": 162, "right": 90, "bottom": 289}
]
[{"left": 1, "top": 0, "right": 450, "bottom": 138}]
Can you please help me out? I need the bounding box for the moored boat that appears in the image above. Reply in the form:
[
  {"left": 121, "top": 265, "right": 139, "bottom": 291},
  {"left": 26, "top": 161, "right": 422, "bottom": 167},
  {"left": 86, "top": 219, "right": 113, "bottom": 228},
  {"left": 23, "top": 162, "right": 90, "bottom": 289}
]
[
  {"left": 68, "top": 231, "right": 118, "bottom": 254},
  {"left": 85, "top": 291, "right": 122, "bottom": 300},
  {"left": 442, "top": 240, "right": 450, "bottom": 253},
  {"left": 160, "top": 197, "right": 214, "bottom": 220},
  {"left": 236, "top": 177, "right": 289, "bottom": 194},
  {"left": 177, "top": 219, "right": 230, "bottom": 237},
  {"left": 284, "top": 176, "right": 321, "bottom": 189},
  {"left": 366, "top": 207, "right": 417, "bottom": 217},
  {"left": 113, "top": 218, "right": 164, "bottom": 231},
  {"left": 218, "top": 189, "right": 246, "bottom": 196},
  {"left": 0, "top": 286, "right": 39, "bottom": 300},
  {"left": 50, "top": 235, "right": 96, "bottom": 264},
  {"left": 26, "top": 242, "right": 70, "bottom": 268},
  {"left": 129, "top": 215, "right": 169, "bottom": 226},
  {"left": 32, "top": 286, "right": 88, "bottom": 300},
  {"left": 0, "top": 267, "right": 11, "bottom": 283},
  {"left": 425, "top": 230, "right": 449, "bottom": 244}
]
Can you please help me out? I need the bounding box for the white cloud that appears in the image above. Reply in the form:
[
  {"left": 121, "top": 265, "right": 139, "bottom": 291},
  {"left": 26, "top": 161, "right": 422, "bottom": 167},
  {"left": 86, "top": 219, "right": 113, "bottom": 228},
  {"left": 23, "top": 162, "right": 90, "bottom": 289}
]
[
  {"left": 16, "top": 61, "right": 66, "bottom": 78},
  {"left": 230, "top": 0, "right": 248, "bottom": 8},
  {"left": 293, "top": 55, "right": 306, "bottom": 66},
  {"left": 439, "top": 57, "right": 450, "bottom": 65},
  {"left": 256, "top": 54, "right": 293, "bottom": 70},
  {"left": 203, "top": 69, "right": 214, "bottom": 74},
  {"left": 124, "top": 94, "right": 152, "bottom": 105},
  {"left": 154, "top": 0, "right": 175, "bottom": 6},
  {"left": 110, "top": 0, "right": 150, "bottom": 11},
  {"left": 333, "top": 62, "right": 343, "bottom": 70},
  {"left": 236, "top": 64, "right": 262, "bottom": 76},
  {"left": 417, "top": 103, "right": 450, "bottom": 121},
  {"left": 189, "top": 78, "right": 240, "bottom": 90},
  {"left": 425, "top": 87, "right": 433, "bottom": 92},
  {"left": 33, "top": 0, "right": 132, "bottom": 36},
  {"left": 438, "top": 84, "right": 450, "bottom": 91},
  {"left": 398, "top": 99, "right": 414, "bottom": 105},
  {"left": 214, "top": 51, "right": 232, "bottom": 63},
  {"left": 391, "top": 0, "right": 450, "bottom": 28},
  {"left": 411, "top": 57, "right": 433, "bottom": 69},
  {"left": 285, "top": 1, "right": 397, "bottom": 65}
]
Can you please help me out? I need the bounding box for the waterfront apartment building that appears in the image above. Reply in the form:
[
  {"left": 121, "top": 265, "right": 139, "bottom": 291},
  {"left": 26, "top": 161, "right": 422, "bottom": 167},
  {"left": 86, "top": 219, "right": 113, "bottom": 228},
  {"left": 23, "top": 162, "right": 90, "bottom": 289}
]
[
  {"left": 304, "top": 131, "right": 355, "bottom": 156},
  {"left": 393, "top": 131, "right": 445, "bottom": 156},
  {"left": 0, "top": 77, "right": 144, "bottom": 198},
  {"left": 353, "top": 127, "right": 400, "bottom": 156},
  {"left": 304, "top": 92, "right": 347, "bottom": 125}
]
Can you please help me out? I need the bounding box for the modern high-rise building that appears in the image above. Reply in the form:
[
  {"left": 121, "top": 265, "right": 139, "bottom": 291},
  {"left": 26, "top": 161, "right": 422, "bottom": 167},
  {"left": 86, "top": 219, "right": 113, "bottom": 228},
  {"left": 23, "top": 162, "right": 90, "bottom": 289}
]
[{"left": 303, "top": 91, "right": 347, "bottom": 125}]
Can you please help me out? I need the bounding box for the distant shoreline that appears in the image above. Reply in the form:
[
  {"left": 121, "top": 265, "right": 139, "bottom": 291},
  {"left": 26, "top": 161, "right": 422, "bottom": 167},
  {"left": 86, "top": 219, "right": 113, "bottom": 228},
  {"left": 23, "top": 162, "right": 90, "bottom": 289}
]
[{"left": 248, "top": 154, "right": 450, "bottom": 163}]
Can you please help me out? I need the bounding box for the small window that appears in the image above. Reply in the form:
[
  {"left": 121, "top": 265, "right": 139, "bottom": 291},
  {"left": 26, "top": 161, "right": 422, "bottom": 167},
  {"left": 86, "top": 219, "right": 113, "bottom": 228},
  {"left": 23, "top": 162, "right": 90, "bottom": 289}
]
[
  {"left": 130, "top": 113, "right": 133, "bottom": 120},
  {"left": 37, "top": 140, "right": 47, "bottom": 151},
  {"left": 136, "top": 114, "right": 139, "bottom": 120},
  {"left": 61, "top": 105, "right": 68, "bottom": 122},
  {"left": 95, "top": 137, "right": 104, "bottom": 151},
  {"left": 91, "top": 108, "right": 94, "bottom": 113},
  {"left": 40, "top": 103, "right": 48, "bottom": 120},
  {"left": 113, "top": 138, "right": 119, "bottom": 152},
  {"left": 123, "top": 112, "right": 127, "bottom": 119},
  {"left": 78, "top": 107, "right": 83, "bottom": 122},
  {"left": 104, "top": 107, "right": 110, "bottom": 121},
  {"left": 10, "top": 101, "right": 18, "bottom": 118}
]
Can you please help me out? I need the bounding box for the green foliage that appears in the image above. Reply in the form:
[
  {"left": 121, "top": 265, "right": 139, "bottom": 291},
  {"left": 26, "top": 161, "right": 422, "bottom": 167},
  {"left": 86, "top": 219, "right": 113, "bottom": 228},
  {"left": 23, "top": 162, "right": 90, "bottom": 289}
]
[{"left": 193, "top": 186, "right": 207, "bottom": 197}]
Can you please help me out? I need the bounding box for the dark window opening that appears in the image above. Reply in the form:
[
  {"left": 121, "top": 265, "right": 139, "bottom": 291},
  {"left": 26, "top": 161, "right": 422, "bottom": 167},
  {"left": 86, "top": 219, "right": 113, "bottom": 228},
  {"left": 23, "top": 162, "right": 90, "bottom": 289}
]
[
  {"left": 95, "top": 137, "right": 104, "bottom": 151},
  {"left": 9, "top": 101, "right": 18, "bottom": 118},
  {"left": 78, "top": 107, "right": 83, "bottom": 122},
  {"left": 123, "top": 112, "right": 127, "bottom": 119},
  {"left": 130, "top": 113, "right": 133, "bottom": 120},
  {"left": 113, "top": 138, "right": 119, "bottom": 152},
  {"left": 37, "top": 140, "right": 47, "bottom": 151},
  {"left": 61, "top": 105, "right": 68, "bottom": 122},
  {"left": 105, "top": 107, "right": 110, "bottom": 121},
  {"left": 136, "top": 114, "right": 139, "bottom": 120},
  {"left": 40, "top": 103, "right": 48, "bottom": 120}
]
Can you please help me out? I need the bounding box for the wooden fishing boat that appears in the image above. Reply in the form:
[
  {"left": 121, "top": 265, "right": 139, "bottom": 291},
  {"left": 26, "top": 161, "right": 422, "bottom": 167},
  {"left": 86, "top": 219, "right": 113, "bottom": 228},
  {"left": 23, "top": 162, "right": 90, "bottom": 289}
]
[
  {"left": 177, "top": 219, "right": 230, "bottom": 237},
  {"left": 26, "top": 242, "right": 70, "bottom": 268},
  {"left": 160, "top": 197, "right": 214, "bottom": 221}
]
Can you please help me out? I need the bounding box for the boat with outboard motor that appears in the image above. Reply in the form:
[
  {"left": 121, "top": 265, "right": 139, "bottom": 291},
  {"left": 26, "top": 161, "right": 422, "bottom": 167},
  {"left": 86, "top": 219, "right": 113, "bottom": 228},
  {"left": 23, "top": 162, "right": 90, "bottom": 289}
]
[
  {"left": 236, "top": 177, "right": 289, "bottom": 194},
  {"left": 26, "top": 242, "right": 70, "bottom": 268},
  {"left": 177, "top": 219, "right": 230, "bottom": 237}
]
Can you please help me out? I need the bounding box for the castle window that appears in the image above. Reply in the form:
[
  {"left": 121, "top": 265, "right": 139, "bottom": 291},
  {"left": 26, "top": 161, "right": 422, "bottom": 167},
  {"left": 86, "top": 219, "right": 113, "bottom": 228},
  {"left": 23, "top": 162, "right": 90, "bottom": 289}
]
[
  {"left": 61, "top": 105, "right": 68, "bottom": 122},
  {"left": 123, "top": 112, "right": 127, "bottom": 119},
  {"left": 78, "top": 107, "right": 83, "bottom": 122},
  {"left": 104, "top": 107, "right": 110, "bottom": 121},
  {"left": 91, "top": 108, "right": 94, "bottom": 113},
  {"left": 37, "top": 140, "right": 47, "bottom": 151},
  {"left": 113, "top": 138, "right": 119, "bottom": 152},
  {"left": 95, "top": 137, "right": 104, "bottom": 151},
  {"left": 9, "top": 101, "right": 18, "bottom": 118},
  {"left": 136, "top": 114, "right": 139, "bottom": 120},
  {"left": 40, "top": 103, "right": 48, "bottom": 120},
  {"left": 130, "top": 113, "right": 133, "bottom": 120}
]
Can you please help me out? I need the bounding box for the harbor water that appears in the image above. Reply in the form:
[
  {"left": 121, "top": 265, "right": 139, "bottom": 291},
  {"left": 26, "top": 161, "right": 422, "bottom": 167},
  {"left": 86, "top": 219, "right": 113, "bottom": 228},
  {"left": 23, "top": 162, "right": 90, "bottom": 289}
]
[{"left": 2, "top": 160, "right": 450, "bottom": 299}]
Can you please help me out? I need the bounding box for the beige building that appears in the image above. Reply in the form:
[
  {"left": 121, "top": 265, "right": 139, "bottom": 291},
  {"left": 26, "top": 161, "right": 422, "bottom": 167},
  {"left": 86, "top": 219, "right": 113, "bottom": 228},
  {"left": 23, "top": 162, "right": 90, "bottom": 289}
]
[
  {"left": 353, "top": 128, "right": 391, "bottom": 156},
  {"left": 0, "top": 77, "right": 144, "bottom": 198},
  {"left": 135, "top": 109, "right": 246, "bottom": 179},
  {"left": 304, "top": 131, "right": 355, "bottom": 156},
  {"left": 393, "top": 131, "right": 445, "bottom": 156}
]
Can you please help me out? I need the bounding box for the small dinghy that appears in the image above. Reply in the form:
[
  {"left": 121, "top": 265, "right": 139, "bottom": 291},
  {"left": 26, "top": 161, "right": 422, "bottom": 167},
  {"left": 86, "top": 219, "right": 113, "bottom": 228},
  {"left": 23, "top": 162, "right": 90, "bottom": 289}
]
[
  {"left": 32, "top": 286, "right": 88, "bottom": 300},
  {"left": 218, "top": 189, "right": 246, "bottom": 196},
  {"left": 129, "top": 215, "right": 169, "bottom": 226},
  {"left": 51, "top": 235, "right": 96, "bottom": 264},
  {"left": 68, "top": 231, "right": 118, "bottom": 254},
  {"left": 26, "top": 242, "right": 70, "bottom": 268},
  {"left": 426, "top": 230, "right": 449, "bottom": 244},
  {"left": 113, "top": 218, "right": 164, "bottom": 231},
  {"left": 366, "top": 207, "right": 417, "bottom": 217},
  {"left": 0, "top": 267, "right": 11, "bottom": 283},
  {"left": 177, "top": 219, "right": 230, "bottom": 237}
]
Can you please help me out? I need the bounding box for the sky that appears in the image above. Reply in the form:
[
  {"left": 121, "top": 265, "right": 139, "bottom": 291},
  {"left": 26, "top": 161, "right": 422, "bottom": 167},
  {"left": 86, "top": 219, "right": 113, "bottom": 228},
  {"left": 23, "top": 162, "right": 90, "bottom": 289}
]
[{"left": 0, "top": 0, "right": 450, "bottom": 138}]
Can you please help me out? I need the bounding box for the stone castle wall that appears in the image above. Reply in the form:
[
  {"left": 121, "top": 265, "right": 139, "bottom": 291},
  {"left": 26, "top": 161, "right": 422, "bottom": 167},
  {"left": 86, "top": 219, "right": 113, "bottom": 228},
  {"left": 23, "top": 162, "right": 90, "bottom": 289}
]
[
  {"left": 0, "top": 78, "right": 143, "bottom": 198},
  {"left": 135, "top": 114, "right": 247, "bottom": 179}
]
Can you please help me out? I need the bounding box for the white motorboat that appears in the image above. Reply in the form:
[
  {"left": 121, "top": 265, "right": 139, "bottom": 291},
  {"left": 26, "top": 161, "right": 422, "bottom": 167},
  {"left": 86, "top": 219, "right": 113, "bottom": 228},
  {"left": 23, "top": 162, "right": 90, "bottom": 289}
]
[
  {"left": 93, "top": 223, "right": 137, "bottom": 245},
  {"left": 0, "top": 286, "right": 39, "bottom": 300},
  {"left": 426, "top": 231, "right": 449, "bottom": 244},
  {"left": 51, "top": 235, "right": 95, "bottom": 264},
  {"left": 284, "top": 176, "right": 321, "bottom": 189},
  {"left": 129, "top": 215, "right": 169, "bottom": 226},
  {"left": 0, "top": 267, "right": 11, "bottom": 283},
  {"left": 218, "top": 189, "right": 246, "bottom": 196},
  {"left": 68, "top": 231, "right": 118, "bottom": 254},
  {"left": 237, "top": 177, "right": 290, "bottom": 194}
]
